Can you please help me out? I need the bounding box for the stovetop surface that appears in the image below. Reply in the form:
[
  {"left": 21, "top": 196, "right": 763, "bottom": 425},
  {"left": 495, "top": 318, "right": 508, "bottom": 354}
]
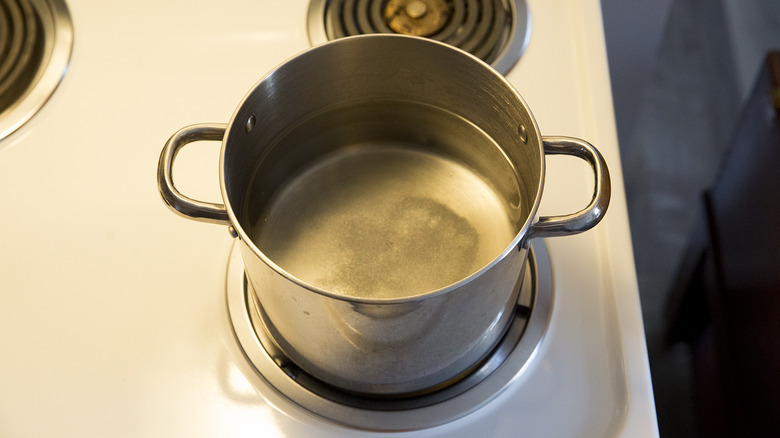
[{"left": 0, "top": 0, "right": 657, "bottom": 436}]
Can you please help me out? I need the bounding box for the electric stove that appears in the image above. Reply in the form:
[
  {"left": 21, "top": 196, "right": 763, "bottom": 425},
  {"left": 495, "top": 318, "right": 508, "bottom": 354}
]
[{"left": 0, "top": 0, "right": 658, "bottom": 436}]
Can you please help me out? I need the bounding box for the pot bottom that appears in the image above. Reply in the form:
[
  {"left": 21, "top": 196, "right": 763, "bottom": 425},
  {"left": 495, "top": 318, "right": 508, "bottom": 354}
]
[
  {"left": 226, "top": 239, "right": 552, "bottom": 430},
  {"left": 248, "top": 143, "right": 517, "bottom": 300}
]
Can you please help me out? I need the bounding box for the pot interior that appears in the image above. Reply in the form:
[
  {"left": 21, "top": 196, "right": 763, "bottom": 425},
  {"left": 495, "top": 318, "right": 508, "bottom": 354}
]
[
  {"left": 244, "top": 99, "right": 522, "bottom": 298},
  {"left": 224, "top": 35, "right": 542, "bottom": 299}
]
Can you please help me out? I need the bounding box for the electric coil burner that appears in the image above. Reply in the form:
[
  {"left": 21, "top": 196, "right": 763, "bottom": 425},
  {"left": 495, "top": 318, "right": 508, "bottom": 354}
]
[
  {"left": 226, "top": 240, "right": 552, "bottom": 430},
  {"left": 0, "top": 0, "right": 72, "bottom": 142},
  {"left": 307, "top": 0, "right": 530, "bottom": 73}
]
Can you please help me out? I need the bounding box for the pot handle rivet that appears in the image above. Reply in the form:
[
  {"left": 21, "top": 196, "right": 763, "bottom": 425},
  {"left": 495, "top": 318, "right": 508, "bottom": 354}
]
[
  {"left": 246, "top": 114, "right": 256, "bottom": 133},
  {"left": 518, "top": 124, "right": 528, "bottom": 143}
]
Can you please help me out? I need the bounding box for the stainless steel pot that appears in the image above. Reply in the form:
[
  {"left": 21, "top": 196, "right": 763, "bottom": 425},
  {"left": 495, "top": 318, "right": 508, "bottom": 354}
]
[{"left": 157, "top": 34, "right": 610, "bottom": 396}]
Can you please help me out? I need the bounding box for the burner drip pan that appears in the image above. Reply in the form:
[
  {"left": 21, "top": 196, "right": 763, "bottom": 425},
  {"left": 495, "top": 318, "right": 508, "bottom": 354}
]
[{"left": 226, "top": 239, "right": 552, "bottom": 430}]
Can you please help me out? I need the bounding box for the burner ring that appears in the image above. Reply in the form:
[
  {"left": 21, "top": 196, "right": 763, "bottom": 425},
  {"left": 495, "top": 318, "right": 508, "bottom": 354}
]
[
  {"left": 0, "top": 0, "right": 73, "bottom": 144},
  {"left": 307, "top": 0, "right": 531, "bottom": 74},
  {"left": 226, "top": 240, "right": 552, "bottom": 430}
]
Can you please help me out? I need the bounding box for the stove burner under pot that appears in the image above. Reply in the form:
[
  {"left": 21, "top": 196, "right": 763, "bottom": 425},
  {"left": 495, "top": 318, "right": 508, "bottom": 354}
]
[{"left": 225, "top": 239, "right": 553, "bottom": 430}]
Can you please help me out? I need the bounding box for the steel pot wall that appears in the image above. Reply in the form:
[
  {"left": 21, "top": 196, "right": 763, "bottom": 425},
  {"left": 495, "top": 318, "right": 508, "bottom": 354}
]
[{"left": 157, "top": 35, "right": 610, "bottom": 396}]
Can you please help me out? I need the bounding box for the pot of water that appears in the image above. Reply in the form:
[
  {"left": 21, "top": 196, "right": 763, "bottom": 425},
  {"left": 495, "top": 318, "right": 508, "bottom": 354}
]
[{"left": 157, "top": 34, "right": 610, "bottom": 396}]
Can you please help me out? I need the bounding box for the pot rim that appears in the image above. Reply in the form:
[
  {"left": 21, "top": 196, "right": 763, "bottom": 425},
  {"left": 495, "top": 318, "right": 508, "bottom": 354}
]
[{"left": 219, "top": 34, "right": 545, "bottom": 305}]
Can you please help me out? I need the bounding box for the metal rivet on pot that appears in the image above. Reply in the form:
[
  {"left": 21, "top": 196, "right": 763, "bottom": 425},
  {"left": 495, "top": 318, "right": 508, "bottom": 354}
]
[
  {"left": 518, "top": 124, "right": 528, "bottom": 143},
  {"left": 245, "top": 114, "right": 256, "bottom": 133},
  {"left": 228, "top": 225, "right": 238, "bottom": 238}
]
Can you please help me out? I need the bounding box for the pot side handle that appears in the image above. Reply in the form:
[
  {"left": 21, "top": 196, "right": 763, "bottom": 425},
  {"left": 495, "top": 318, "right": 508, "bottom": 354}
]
[
  {"left": 528, "top": 136, "right": 611, "bottom": 239},
  {"left": 157, "top": 123, "right": 231, "bottom": 226}
]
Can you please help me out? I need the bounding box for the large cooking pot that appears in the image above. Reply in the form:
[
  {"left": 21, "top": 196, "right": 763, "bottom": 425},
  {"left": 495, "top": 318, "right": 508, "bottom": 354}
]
[{"left": 157, "top": 34, "right": 610, "bottom": 396}]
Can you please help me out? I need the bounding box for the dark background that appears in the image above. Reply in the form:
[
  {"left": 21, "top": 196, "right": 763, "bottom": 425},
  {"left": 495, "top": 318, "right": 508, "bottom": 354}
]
[{"left": 601, "top": 0, "right": 780, "bottom": 436}]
